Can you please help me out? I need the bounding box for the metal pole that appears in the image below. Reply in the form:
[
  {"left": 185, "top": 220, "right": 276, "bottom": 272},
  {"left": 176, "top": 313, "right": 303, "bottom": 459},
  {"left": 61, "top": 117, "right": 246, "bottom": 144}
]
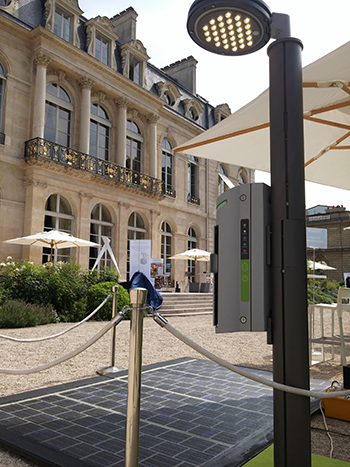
[
  {"left": 125, "top": 287, "right": 147, "bottom": 467},
  {"left": 97, "top": 285, "right": 124, "bottom": 375},
  {"left": 110, "top": 285, "right": 119, "bottom": 367},
  {"left": 268, "top": 37, "right": 311, "bottom": 466}
]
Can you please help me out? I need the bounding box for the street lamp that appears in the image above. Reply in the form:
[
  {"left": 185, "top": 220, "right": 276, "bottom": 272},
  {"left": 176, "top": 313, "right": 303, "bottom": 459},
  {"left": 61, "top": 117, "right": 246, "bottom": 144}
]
[
  {"left": 187, "top": 1, "right": 310, "bottom": 467},
  {"left": 187, "top": 0, "right": 271, "bottom": 55}
]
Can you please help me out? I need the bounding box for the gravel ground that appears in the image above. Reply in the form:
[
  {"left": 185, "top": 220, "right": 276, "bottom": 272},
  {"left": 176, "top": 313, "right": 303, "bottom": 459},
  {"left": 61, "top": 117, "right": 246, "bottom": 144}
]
[{"left": 0, "top": 312, "right": 349, "bottom": 465}]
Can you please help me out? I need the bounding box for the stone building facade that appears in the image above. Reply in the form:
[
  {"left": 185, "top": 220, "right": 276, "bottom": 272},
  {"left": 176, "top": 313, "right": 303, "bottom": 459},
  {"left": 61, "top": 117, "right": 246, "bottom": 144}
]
[
  {"left": 0, "top": 0, "right": 253, "bottom": 286},
  {"left": 306, "top": 205, "right": 350, "bottom": 282}
]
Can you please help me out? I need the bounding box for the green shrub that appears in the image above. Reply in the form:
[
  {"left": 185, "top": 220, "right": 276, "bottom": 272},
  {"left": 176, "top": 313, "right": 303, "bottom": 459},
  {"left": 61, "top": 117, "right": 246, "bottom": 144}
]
[
  {"left": 83, "top": 267, "right": 120, "bottom": 288},
  {"left": 307, "top": 278, "right": 340, "bottom": 304},
  {"left": 0, "top": 258, "right": 123, "bottom": 323},
  {"left": 0, "top": 300, "right": 58, "bottom": 328},
  {"left": 86, "top": 282, "right": 130, "bottom": 320}
]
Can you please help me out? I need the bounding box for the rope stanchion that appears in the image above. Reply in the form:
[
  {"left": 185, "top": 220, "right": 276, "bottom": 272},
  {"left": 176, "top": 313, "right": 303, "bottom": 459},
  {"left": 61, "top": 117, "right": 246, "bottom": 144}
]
[
  {"left": 0, "top": 293, "right": 112, "bottom": 343},
  {"left": 0, "top": 311, "right": 126, "bottom": 375},
  {"left": 153, "top": 312, "right": 350, "bottom": 400}
]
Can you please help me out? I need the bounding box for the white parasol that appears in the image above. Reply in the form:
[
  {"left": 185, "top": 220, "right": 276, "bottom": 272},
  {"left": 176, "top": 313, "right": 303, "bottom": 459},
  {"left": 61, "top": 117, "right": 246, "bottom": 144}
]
[
  {"left": 4, "top": 230, "right": 100, "bottom": 262},
  {"left": 169, "top": 248, "right": 211, "bottom": 282}
]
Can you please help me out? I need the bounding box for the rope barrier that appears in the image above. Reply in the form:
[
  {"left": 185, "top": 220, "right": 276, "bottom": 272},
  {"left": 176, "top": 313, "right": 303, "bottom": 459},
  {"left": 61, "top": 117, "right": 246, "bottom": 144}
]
[
  {"left": 0, "top": 294, "right": 112, "bottom": 343},
  {"left": 0, "top": 310, "right": 127, "bottom": 375},
  {"left": 153, "top": 312, "right": 350, "bottom": 400}
]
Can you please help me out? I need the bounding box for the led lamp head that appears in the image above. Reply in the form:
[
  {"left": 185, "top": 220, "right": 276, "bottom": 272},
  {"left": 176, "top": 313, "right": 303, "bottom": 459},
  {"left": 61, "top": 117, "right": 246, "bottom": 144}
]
[{"left": 187, "top": 0, "right": 272, "bottom": 56}]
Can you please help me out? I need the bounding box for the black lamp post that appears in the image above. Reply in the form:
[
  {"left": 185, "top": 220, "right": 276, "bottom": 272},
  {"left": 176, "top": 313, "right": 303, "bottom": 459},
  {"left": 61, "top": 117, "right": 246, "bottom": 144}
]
[{"left": 188, "top": 1, "right": 310, "bottom": 466}]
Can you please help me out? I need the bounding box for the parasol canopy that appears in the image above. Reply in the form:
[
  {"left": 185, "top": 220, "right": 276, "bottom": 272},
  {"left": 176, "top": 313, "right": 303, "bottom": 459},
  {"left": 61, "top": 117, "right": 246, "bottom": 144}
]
[
  {"left": 169, "top": 248, "right": 211, "bottom": 282},
  {"left": 4, "top": 230, "right": 99, "bottom": 262},
  {"left": 175, "top": 41, "right": 350, "bottom": 192}
]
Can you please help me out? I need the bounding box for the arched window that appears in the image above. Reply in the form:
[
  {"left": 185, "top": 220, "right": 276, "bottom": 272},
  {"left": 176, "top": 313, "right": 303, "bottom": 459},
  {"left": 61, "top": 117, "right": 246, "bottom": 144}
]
[
  {"left": 89, "top": 204, "right": 113, "bottom": 270},
  {"left": 161, "top": 222, "right": 172, "bottom": 276},
  {"left": 90, "top": 104, "right": 111, "bottom": 160},
  {"left": 188, "top": 155, "right": 198, "bottom": 203},
  {"left": 162, "top": 138, "right": 173, "bottom": 194},
  {"left": 0, "top": 61, "right": 6, "bottom": 143},
  {"left": 43, "top": 194, "right": 74, "bottom": 262},
  {"left": 188, "top": 227, "right": 197, "bottom": 280},
  {"left": 126, "top": 120, "right": 143, "bottom": 173},
  {"left": 44, "top": 83, "right": 73, "bottom": 147},
  {"left": 127, "top": 212, "right": 147, "bottom": 280}
]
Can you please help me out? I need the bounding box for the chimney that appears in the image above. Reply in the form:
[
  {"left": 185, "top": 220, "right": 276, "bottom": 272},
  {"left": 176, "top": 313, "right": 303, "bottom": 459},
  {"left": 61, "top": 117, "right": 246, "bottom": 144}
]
[
  {"left": 161, "top": 56, "right": 198, "bottom": 94},
  {"left": 111, "top": 7, "right": 138, "bottom": 44}
]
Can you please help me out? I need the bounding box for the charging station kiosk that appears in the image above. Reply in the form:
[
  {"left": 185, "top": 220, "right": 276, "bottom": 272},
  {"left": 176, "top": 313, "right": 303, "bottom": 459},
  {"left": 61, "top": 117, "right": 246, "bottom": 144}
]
[{"left": 211, "top": 183, "right": 271, "bottom": 333}]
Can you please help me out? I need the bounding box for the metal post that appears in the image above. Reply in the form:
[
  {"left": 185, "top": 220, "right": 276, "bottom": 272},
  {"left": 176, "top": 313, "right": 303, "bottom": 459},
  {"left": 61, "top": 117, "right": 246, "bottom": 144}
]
[
  {"left": 97, "top": 285, "right": 125, "bottom": 375},
  {"left": 125, "top": 287, "right": 147, "bottom": 467},
  {"left": 268, "top": 37, "right": 311, "bottom": 466}
]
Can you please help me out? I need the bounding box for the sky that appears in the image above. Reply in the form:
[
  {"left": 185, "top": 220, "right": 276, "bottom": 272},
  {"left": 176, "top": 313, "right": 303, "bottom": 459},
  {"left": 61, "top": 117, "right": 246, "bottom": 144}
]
[{"left": 79, "top": 0, "right": 350, "bottom": 210}]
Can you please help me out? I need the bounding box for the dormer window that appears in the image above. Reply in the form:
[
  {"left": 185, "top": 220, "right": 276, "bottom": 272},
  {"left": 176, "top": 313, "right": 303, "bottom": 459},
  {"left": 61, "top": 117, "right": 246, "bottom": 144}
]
[
  {"left": 129, "top": 57, "right": 141, "bottom": 85},
  {"left": 183, "top": 98, "right": 204, "bottom": 124},
  {"left": 164, "top": 92, "right": 175, "bottom": 106},
  {"left": 44, "top": 0, "right": 82, "bottom": 47},
  {"left": 54, "top": 7, "right": 72, "bottom": 42},
  {"left": 95, "top": 33, "right": 110, "bottom": 66},
  {"left": 156, "top": 82, "right": 181, "bottom": 108},
  {"left": 189, "top": 108, "right": 198, "bottom": 121},
  {"left": 121, "top": 40, "right": 149, "bottom": 88},
  {"left": 214, "top": 103, "right": 231, "bottom": 124},
  {"left": 86, "top": 16, "right": 119, "bottom": 70}
]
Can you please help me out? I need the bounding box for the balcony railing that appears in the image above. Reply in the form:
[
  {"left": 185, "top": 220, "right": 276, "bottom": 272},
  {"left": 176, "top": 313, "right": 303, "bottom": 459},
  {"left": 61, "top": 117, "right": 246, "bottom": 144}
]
[
  {"left": 163, "top": 186, "right": 176, "bottom": 198},
  {"left": 25, "top": 138, "right": 165, "bottom": 198},
  {"left": 188, "top": 192, "right": 200, "bottom": 205},
  {"left": 0, "top": 132, "right": 5, "bottom": 145}
]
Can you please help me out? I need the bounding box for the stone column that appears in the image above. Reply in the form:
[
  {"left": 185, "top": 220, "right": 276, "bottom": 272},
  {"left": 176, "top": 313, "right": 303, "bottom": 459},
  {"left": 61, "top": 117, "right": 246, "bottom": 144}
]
[
  {"left": 32, "top": 53, "right": 51, "bottom": 139},
  {"left": 146, "top": 113, "right": 159, "bottom": 178},
  {"left": 79, "top": 77, "right": 94, "bottom": 155},
  {"left": 115, "top": 97, "right": 129, "bottom": 167},
  {"left": 150, "top": 209, "right": 161, "bottom": 259}
]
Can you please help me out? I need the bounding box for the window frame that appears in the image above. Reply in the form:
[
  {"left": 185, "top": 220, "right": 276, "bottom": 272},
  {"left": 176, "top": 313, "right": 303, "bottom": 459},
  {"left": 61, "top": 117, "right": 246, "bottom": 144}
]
[
  {"left": 187, "top": 227, "right": 197, "bottom": 279},
  {"left": 0, "top": 62, "right": 5, "bottom": 139},
  {"left": 162, "top": 138, "right": 173, "bottom": 193},
  {"left": 188, "top": 155, "right": 198, "bottom": 200},
  {"left": 43, "top": 194, "right": 74, "bottom": 263},
  {"left": 54, "top": 6, "right": 72, "bottom": 43},
  {"left": 44, "top": 83, "right": 73, "bottom": 147},
  {"left": 127, "top": 212, "right": 147, "bottom": 280},
  {"left": 89, "top": 204, "right": 114, "bottom": 271},
  {"left": 126, "top": 120, "right": 143, "bottom": 173},
  {"left": 90, "top": 103, "right": 111, "bottom": 160},
  {"left": 161, "top": 221, "right": 173, "bottom": 276},
  {"left": 95, "top": 33, "right": 110, "bottom": 66}
]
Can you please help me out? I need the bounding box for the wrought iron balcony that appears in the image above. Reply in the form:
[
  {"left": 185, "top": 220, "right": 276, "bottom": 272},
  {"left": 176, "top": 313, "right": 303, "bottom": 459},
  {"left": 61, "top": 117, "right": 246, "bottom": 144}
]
[
  {"left": 188, "top": 192, "right": 200, "bottom": 205},
  {"left": 25, "top": 138, "right": 165, "bottom": 198},
  {"left": 163, "top": 186, "right": 176, "bottom": 198},
  {"left": 0, "top": 132, "right": 5, "bottom": 145}
]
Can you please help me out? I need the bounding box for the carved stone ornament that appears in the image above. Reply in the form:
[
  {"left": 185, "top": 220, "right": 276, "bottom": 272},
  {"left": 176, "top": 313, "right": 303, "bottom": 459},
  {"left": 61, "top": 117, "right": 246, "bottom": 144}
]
[
  {"left": 91, "top": 91, "right": 106, "bottom": 103},
  {"left": 95, "top": 16, "right": 118, "bottom": 37},
  {"left": 33, "top": 53, "right": 51, "bottom": 68},
  {"left": 115, "top": 97, "right": 129, "bottom": 109},
  {"left": 146, "top": 113, "right": 159, "bottom": 124},
  {"left": 79, "top": 76, "right": 94, "bottom": 90},
  {"left": 23, "top": 180, "right": 48, "bottom": 189},
  {"left": 79, "top": 191, "right": 93, "bottom": 199}
]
